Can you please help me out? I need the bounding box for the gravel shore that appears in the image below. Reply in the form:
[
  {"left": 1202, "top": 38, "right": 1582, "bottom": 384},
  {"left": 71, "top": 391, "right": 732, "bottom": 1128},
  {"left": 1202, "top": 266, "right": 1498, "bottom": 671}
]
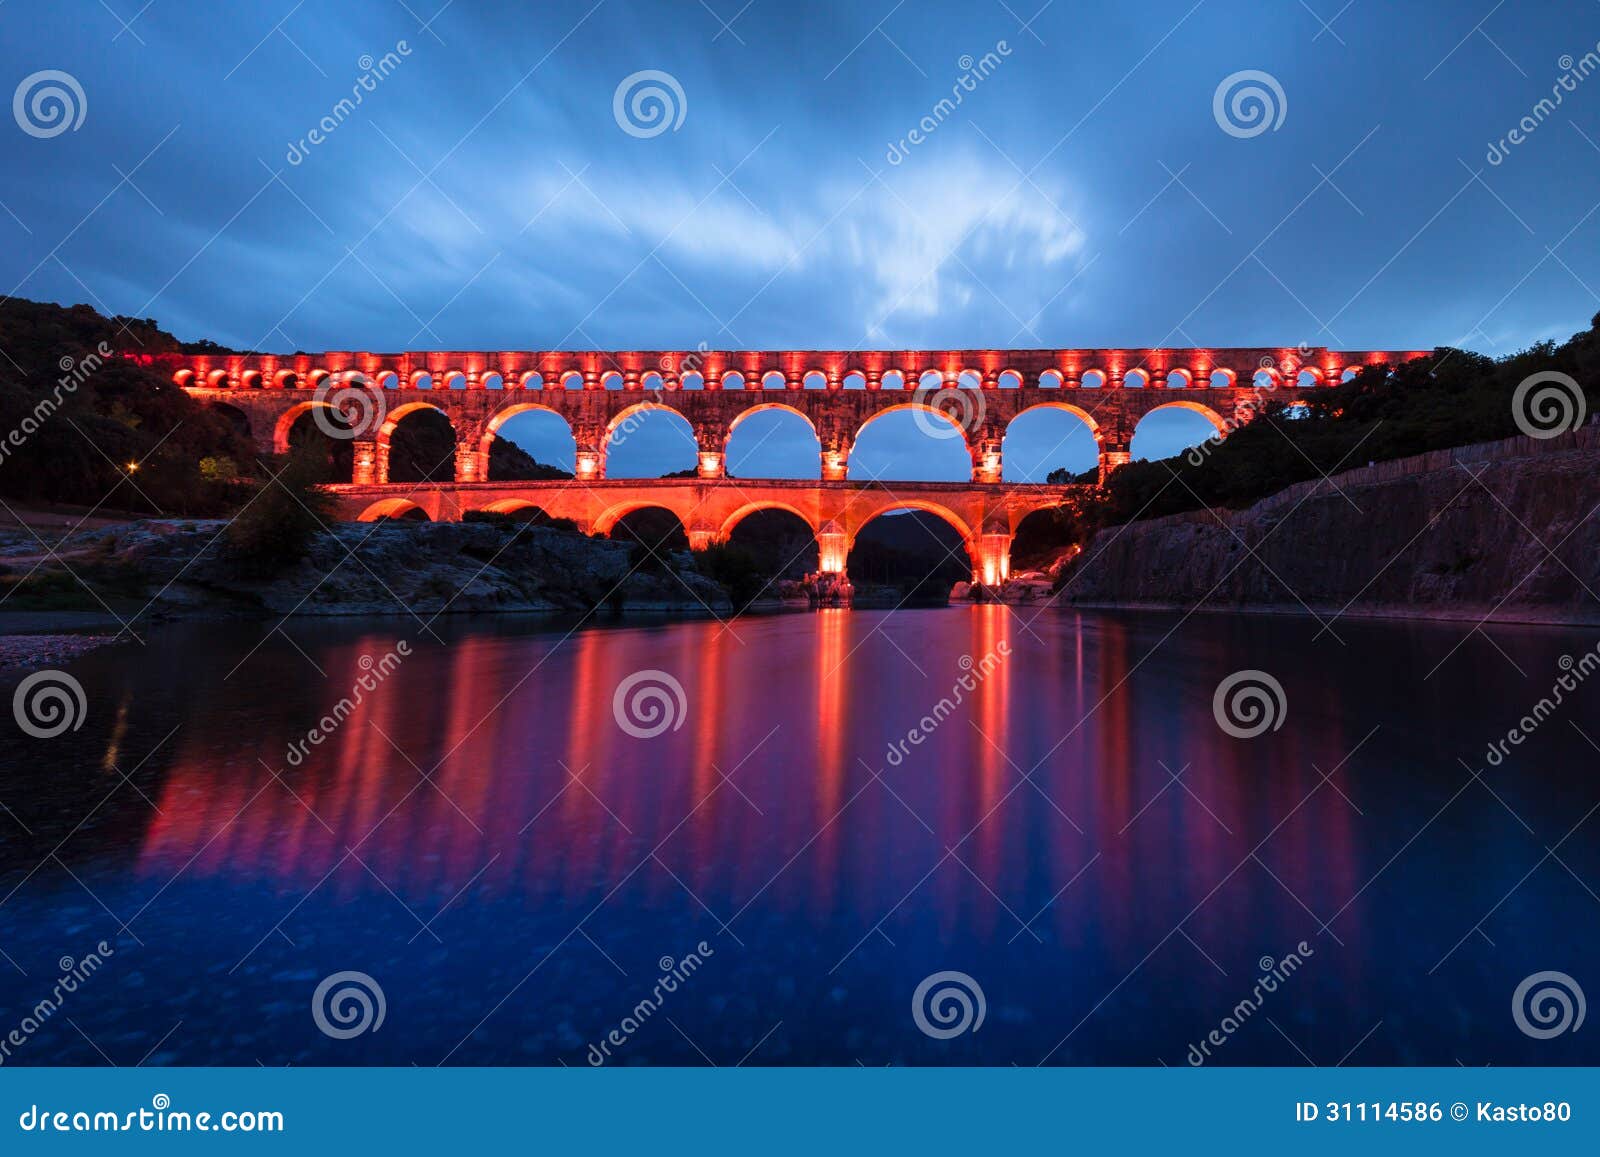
[{"left": 0, "top": 634, "right": 118, "bottom": 671}]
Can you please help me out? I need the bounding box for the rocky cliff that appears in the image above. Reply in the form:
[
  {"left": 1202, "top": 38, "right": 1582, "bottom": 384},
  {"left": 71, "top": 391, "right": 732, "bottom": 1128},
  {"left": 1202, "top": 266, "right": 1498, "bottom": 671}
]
[{"left": 1059, "top": 427, "right": 1600, "bottom": 625}]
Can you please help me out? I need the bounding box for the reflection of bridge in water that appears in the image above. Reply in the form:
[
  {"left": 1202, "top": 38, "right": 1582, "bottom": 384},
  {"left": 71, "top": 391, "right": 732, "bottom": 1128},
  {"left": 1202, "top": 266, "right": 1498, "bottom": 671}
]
[{"left": 154, "top": 345, "right": 1427, "bottom": 589}]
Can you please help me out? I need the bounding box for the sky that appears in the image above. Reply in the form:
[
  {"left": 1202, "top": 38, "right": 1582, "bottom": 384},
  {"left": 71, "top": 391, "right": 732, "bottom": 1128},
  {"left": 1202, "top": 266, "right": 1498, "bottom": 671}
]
[{"left": 4, "top": 0, "right": 1599, "bottom": 479}]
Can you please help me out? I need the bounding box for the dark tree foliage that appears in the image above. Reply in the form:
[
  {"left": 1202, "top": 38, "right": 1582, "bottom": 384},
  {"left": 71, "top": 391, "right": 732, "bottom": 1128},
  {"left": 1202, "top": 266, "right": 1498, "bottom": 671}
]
[
  {"left": 609, "top": 508, "right": 688, "bottom": 573},
  {"left": 1010, "top": 491, "right": 1109, "bottom": 569},
  {"left": 0, "top": 298, "right": 255, "bottom": 512},
  {"left": 224, "top": 443, "right": 336, "bottom": 575},
  {"left": 849, "top": 512, "right": 969, "bottom": 602},
  {"left": 694, "top": 509, "right": 819, "bottom": 608},
  {"left": 1099, "top": 315, "right": 1599, "bottom": 524},
  {"left": 693, "top": 543, "right": 771, "bottom": 609}
]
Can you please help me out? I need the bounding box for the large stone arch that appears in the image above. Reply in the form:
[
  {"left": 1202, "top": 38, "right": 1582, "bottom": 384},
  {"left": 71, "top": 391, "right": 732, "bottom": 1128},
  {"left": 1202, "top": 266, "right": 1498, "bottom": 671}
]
[
  {"left": 378, "top": 400, "right": 456, "bottom": 445},
  {"left": 1135, "top": 400, "right": 1229, "bottom": 437},
  {"left": 1006, "top": 400, "right": 1101, "bottom": 437},
  {"left": 477, "top": 402, "right": 577, "bottom": 474},
  {"left": 357, "top": 497, "right": 430, "bottom": 522},
  {"left": 206, "top": 400, "right": 253, "bottom": 443},
  {"left": 1000, "top": 400, "right": 1104, "bottom": 483},
  {"left": 852, "top": 401, "right": 973, "bottom": 447},
  {"left": 717, "top": 500, "right": 819, "bottom": 542},
  {"left": 725, "top": 402, "right": 823, "bottom": 479},
  {"left": 591, "top": 498, "right": 696, "bottom": 538},
  {"left": 603, "top": 401, "right": 691, "bottom": 447},
  {"left": 272, "top": 399, "right": 336, "bottom": 454},
  {"left": 726, "top": 401, "right": 819, "bottom": 439},
  {"left": 847, "top": 499, "right": 976, "bottom": 552}
]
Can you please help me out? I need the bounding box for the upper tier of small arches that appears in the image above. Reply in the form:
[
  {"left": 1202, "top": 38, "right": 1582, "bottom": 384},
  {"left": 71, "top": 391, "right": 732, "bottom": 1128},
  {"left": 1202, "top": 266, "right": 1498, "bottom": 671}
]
[{"left": 154, "top": 347, "right": 1427, "bottom": 394}]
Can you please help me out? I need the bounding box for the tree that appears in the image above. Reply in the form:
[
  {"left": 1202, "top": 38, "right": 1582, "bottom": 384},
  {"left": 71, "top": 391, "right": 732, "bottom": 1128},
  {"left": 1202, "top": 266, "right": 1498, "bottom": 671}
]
[{"left": 225, "top": 444, "right": 336, "bottom": 574}]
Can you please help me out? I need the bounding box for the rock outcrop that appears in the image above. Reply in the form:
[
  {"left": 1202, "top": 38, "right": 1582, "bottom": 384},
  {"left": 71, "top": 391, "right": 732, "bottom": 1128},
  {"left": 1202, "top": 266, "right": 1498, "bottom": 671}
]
[
  {"left": 1059, "top": 427, "right": 1600, "bottom": 625},
  {"left": 0, "top": 520, "right": 732, "bottom": 621}
]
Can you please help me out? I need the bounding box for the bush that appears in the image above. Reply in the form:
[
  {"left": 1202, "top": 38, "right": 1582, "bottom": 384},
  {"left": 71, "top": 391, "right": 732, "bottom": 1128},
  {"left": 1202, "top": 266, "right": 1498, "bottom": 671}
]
[{"left": 224, "top": 445, "right": 335, "bottom": 575}]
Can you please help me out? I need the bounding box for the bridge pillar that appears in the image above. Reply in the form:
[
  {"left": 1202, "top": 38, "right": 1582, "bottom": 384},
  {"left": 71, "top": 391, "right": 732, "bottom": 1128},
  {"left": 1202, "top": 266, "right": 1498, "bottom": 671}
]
[
  {"left": 818, "top": 419, "right": 851, "bottom": 481},
  {"left": 816, "top": 520, "right": 849, "bottom": 576},
  {"left": 574, "top": 423, "right": 605, "bottom": 480},
  {"left": 454, "top": 440, "right": 488, "bottom": 483},
  {"left": 1098, "top": 444, "right": 1131, "bottom": 485},
  {"left": 973, "top": 533, "right": 1012, "bottom": 587},
  {"left": 694, "top": 420, "right": 728, "bottom": 479},
  {"left": 971, "top": 425, "right": 1003, "bottom": 483},
  {"left": 352, "top": 440, "right": 379, "bottom": 485}
]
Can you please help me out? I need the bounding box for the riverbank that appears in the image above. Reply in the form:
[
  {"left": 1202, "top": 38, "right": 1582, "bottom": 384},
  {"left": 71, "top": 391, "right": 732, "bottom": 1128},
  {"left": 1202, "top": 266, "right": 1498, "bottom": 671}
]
[
  {"left": 1058, "top": 426, "right": 1600, "bottom": 626},
  {"left": 0, "top": 518, "right": 733, "bottom": 633}
]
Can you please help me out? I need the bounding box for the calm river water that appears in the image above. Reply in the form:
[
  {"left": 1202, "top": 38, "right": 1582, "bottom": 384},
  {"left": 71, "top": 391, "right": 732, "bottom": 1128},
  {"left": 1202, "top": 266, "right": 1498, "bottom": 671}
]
[{"left": 1, "top": 607, "right": 1596, "bottom": 1066}]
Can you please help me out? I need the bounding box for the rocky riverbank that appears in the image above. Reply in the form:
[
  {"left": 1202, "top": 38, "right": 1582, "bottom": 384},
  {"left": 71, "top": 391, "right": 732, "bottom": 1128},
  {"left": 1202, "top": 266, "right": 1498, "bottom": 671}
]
[
  {"left": 1058, "top": 428, "right": 1600, "bottom": 625},
  {"left": 0, "top": 518, "right": 733, "bottom": 632}
]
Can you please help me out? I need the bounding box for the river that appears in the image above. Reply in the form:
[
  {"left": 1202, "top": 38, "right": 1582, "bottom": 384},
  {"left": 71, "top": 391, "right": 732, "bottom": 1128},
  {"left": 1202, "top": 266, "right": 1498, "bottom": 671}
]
[{"left": 1, "top": 607, "right": 1596, "bottom": 1066}]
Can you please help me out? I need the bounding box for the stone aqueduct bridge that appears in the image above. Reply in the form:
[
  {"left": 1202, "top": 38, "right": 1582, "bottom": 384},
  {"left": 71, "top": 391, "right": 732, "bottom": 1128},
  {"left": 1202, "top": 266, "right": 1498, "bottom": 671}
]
[{"left": 159, "top": 346, "right": 1426, "bottom": 586}]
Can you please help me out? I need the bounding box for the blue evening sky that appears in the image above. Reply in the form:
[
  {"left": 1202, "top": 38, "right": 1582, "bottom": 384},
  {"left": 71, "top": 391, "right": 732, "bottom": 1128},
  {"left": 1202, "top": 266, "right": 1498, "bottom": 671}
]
[{"left": 3, "top": 1, "right": 1597, "bottom": 479}]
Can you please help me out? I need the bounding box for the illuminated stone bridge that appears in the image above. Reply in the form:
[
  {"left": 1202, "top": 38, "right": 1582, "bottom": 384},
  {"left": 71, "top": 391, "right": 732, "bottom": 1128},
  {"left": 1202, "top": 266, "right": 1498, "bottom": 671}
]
[{"left": 156, "top": 345, "right": 1426, "bottom": 589}]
